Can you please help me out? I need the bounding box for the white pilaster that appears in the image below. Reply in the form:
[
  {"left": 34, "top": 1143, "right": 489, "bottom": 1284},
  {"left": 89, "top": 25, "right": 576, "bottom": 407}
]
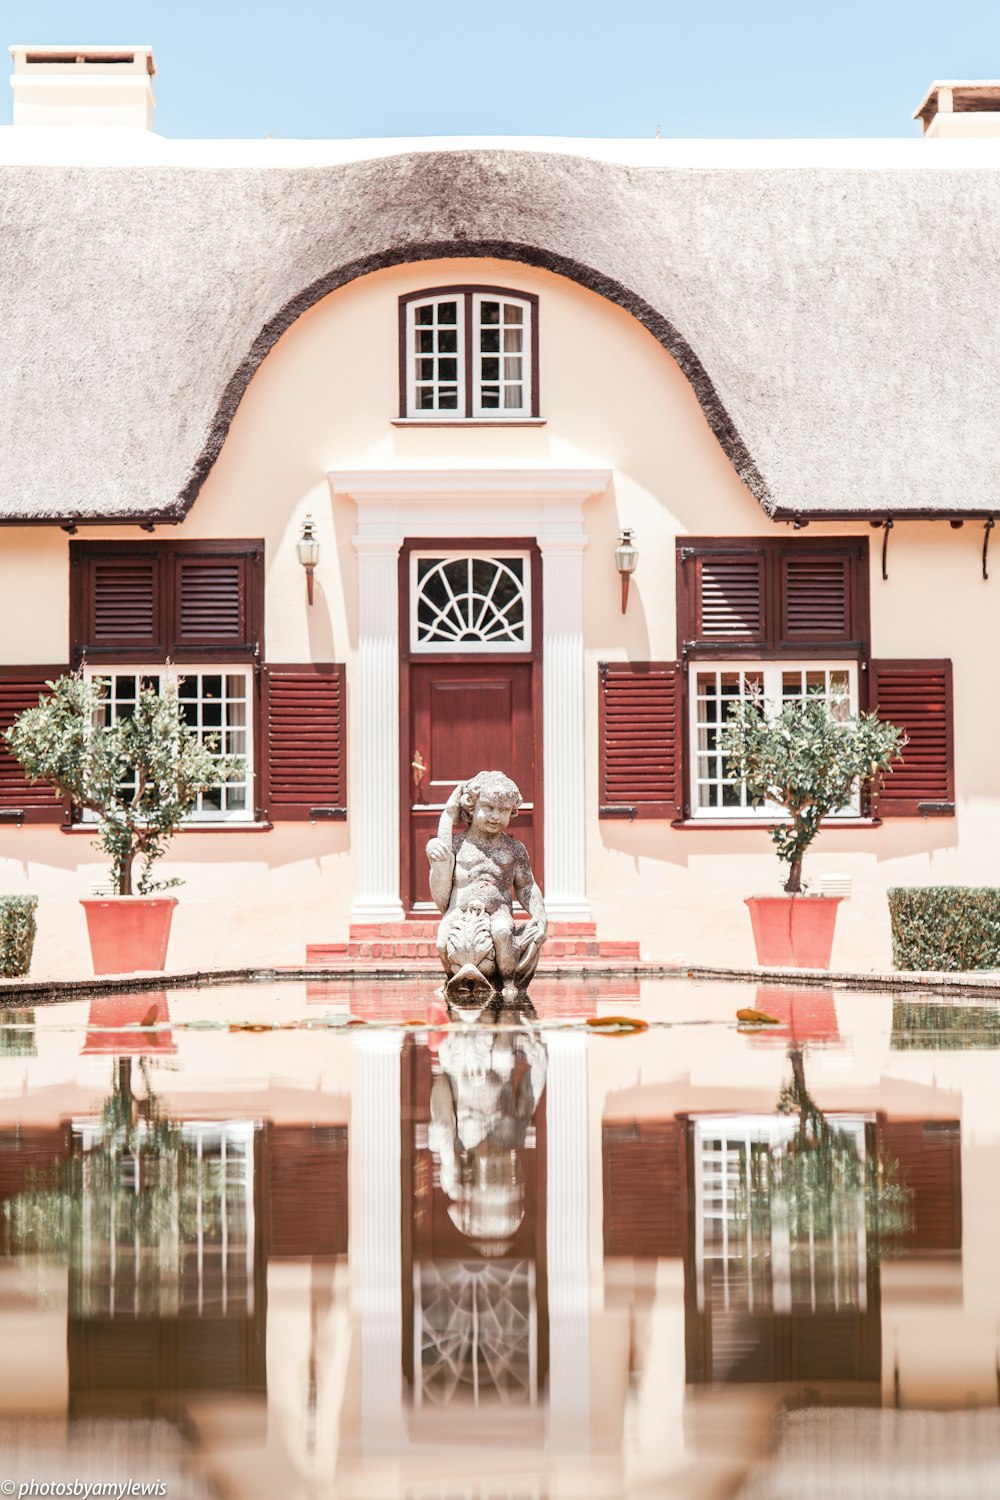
[
  {"left": 539, "top": 535, "right": 591, "bottom": 921},
  {"left": 334, "top": 469, "right": 610, "bottom": 928},
  {"left": 545, "top": 1030, "right": 591, "bottom": 1452},
  {"left": 356, "top": 1029, "right": 406, "bottom": 1450},
  {"left": 352, "top": 534, "right": 405, "bottom": 922}
]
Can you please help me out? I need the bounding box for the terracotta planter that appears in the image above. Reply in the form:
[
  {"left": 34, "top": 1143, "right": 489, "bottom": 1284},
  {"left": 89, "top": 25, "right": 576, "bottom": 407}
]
[
  {"left": 744, "top": 895, "right": 842, "bottom": 970},
  {"left": 80, "top": 897, "right": 178, "bottom": 976}
]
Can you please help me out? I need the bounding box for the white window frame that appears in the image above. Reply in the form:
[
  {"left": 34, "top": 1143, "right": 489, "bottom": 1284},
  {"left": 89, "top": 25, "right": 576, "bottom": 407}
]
[
  {"left": 82, "top": 664, "right": 254, "bottom": 824},
  {"left": 693, "top": 1114, "right": 870, "bottom": 1317},
  {"left": 688, "top": 660, "right": 860, "bottom": 820},
  {"left": 470, "top": 291, "right": 532, "bottom": 419},
  {"left": 406, "top": 294, "right": 466, "bottom": 419},
  {"left": 410, "top": 550, "right": 532, "bottom": 655},
  {"left": 403, "top": 290, "right": 535, "bottom": 420}
]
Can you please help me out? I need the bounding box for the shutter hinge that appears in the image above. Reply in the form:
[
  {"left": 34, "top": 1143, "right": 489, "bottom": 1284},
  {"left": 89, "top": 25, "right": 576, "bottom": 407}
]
[
  {"left": 599, "top": 805, "right": 637, "bottom": 820},
  {"left": 679, "top": 547, "right": 697, "bottom": 563},
  {"left": 599, "top": 661, "right": 609, "bottom": 681},
  {"left": 0, "top": 809, "right": 25, "bottom": 825},
  {"left": 917, "top": 801, "right": 955, "bottom": 817},
  {"left": 310, "top": 806, "right": 347, "bottom": 821}
]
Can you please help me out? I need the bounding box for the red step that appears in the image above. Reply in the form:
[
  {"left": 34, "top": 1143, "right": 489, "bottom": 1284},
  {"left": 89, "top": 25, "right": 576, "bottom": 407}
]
[{"left": 306, "top": 918, "right": 638, "bottom": 969}]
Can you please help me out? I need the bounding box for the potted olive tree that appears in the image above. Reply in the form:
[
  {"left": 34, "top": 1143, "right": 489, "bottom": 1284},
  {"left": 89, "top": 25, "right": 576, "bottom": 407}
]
[
  {"left": 719, "top": 690, "right": 903, "bottom": 967},
  {"left": 4, "top": 673, "right": 238, "bottom": 974}
]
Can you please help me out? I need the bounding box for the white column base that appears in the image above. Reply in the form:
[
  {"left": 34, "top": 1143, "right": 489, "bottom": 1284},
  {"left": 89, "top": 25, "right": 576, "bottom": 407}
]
[
  {"left": 350, "top": 897, "right": 406, "bottom": 924},
  {"left": 544, "top": 897, "right": 595, "bottom": 923}
]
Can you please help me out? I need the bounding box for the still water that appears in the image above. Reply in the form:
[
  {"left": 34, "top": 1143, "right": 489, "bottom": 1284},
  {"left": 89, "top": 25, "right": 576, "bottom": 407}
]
[{"left": 0, "top": 976, "right": 996, "bottom": 1499}]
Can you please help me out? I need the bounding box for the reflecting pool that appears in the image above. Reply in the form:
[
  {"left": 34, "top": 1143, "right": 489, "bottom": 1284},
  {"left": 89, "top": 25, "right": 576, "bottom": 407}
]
[{"left": 0, "top": 976, "right": 996, "bottom": 1498}]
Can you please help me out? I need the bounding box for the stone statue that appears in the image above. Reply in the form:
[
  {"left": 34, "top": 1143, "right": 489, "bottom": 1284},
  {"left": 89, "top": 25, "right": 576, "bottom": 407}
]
[{"left": 426, "top": 771, "right": 548, "bottom": 998}]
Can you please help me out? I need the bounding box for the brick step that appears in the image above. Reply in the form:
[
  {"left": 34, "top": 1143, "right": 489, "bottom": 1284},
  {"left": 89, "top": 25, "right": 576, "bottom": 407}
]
[
  {"left": 349, "top": 919, "right": 598, "bottom": 940},
  {"left": 306, "top": 937, "right": 640, "bottom": 965}
]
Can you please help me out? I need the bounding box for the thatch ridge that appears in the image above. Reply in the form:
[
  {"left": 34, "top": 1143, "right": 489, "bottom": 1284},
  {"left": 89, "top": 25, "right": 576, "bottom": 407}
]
[{"left": 2, "top": 147, "right": 999, "bottom": 522}]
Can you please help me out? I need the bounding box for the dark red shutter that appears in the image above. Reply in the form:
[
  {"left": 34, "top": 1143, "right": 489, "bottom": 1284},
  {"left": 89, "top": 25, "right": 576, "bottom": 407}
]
[
  {"left": 678, "top": 548, "right": 767, "bottom": 646},
  {"left": 599, "top": 661, "right": 683, "bottom": 820},
  {"left": 72, "top": 550, "right": 162, "bottom": 660},
  {"left": 0, "top": 668, "right": 69, "bottom": 823},
  {"left": 870, "top": 659, "right": 954, "bottom": 816},
  {"left": 263, "top": 664, "right": 346, "bottom": 821},
  {"left": 677, "top": 538, "right": 868, "bottom": 653},
  {"left": 778, "top": 549, "right": 855, "bottom": 644},
  {"left": 880, "top": 1118, "right": 961, "bottom": 1251},
  {"left": 264, "top": 1125, "right": 348, "bottom": 1256},
  {"left": 171, "top": 549, "right": 259, "bottom": 658},
  {"left": 603, "top": 1119, "right": 687, "bottom": 1257}
]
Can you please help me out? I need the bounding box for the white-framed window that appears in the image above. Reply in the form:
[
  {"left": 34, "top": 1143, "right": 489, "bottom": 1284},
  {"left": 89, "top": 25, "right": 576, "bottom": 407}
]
[
  {"left": 402, "top": 287, "right": 536, "bottom": 419},
  {"left": 83, "top": 665, "right": 253, "bottom": 822},
  {"left": 693, "top": 1115, "right": 870, "bottom": 1317},
  {"left": 410, "top": 551, "right": 531, "bottom": 654},
  {"left": 689, "top": 660, "right": 859, "bottom": 818}
]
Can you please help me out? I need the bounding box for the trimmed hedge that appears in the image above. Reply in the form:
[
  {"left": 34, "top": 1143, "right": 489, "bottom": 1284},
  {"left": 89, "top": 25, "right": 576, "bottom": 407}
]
[
  {"left": 889, "top": 886, "right": 1000, "bottom": 972},
  {"left": 0, "top": 896, "right": 38, "bottom": 978}
]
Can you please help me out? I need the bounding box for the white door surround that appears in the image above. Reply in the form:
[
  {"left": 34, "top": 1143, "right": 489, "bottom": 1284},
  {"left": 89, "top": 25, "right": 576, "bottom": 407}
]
[{"left": 331, "top": 467, "right": 611, "bottom": 924}]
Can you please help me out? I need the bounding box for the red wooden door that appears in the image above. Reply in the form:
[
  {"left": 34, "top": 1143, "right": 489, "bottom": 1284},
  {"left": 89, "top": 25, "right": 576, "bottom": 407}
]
[{"left": 406, "top": 661, "right": 538, "bottom": 912}]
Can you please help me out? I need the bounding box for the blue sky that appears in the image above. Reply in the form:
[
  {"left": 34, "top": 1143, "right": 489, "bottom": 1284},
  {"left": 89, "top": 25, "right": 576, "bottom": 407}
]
[{"left": 2, "top": 0, "right": 999, "bottom": 138}]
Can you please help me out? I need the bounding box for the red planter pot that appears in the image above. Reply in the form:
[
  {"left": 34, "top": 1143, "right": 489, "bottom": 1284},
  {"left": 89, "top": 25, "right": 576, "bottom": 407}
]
[
  {"left": 79, "top": 897, "right": 178, "bottom": 976},
  {"left": 744, "top": 895, "right": 842, "bottom": 970}
]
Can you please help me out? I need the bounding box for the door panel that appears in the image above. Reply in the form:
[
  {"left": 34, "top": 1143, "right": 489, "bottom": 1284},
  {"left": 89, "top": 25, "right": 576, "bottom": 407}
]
[{"left": 407, "top": 662, "right": 537, "bottom": 912}]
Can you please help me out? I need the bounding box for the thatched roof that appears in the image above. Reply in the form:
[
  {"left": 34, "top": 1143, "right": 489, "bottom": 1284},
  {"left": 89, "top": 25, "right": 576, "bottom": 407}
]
[{"left": 1, "top": 144, "right": 999, "bottom": 523}]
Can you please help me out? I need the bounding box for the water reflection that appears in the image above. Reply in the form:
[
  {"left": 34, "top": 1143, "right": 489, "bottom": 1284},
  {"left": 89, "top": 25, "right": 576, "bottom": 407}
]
[
  {"left": 0, "top": 976, "right": 989, "bottom": 1497},
  {"left": 411, "top": 997, "right": 547, "bottom": 1412}
]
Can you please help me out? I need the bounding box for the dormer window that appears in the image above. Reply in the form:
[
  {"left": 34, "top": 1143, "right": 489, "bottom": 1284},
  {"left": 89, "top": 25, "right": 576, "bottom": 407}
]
[{"left": 399, "top": 287, "right": 539, "bottom": 420}]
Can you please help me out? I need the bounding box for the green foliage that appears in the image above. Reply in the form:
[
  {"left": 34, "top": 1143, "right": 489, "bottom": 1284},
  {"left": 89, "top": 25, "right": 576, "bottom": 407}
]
[
  {"left": 3, "top": 674, "right": 240, "bottom": 896},
  {"left": 888, "top": 886, "right": 1000, "bottom": 971},
  {"left": 718, "top": 690, "right": 904, "bottom": 893},
  {"left": 892, "top": 999, "right": 1000, "bottom": 1049},
  {"left": 4, "top": 1059, "right": 216, "bottom": 1316},
  {"left": 742, "top": 1051, "right": 911, "bottom": 1275},
  {"left": 0, "top": 895, "right": 38, "bottom": 977}
]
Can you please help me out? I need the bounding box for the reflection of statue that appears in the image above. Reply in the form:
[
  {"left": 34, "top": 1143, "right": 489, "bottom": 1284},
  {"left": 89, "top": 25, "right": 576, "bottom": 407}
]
[
  {"left": 426, "top": 771, "right": 548, "bottom": 999},
  {"left": 427, "top": 999, "right": 547, "bottom": 1257}
]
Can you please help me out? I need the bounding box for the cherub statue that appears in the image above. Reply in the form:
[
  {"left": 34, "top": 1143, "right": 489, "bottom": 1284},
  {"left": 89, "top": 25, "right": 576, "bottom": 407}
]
[{"left": 426, "top": 771, "right": 548, "bottom": 998}]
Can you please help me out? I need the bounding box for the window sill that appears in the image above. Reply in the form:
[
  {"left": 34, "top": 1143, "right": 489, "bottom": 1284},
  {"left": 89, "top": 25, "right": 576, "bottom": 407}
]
[
  {"left": 61, "top": 821, "right": 275, "bottom": 835},
  {"left": 671, "top": 817, "right": 882, "bottom": 831},
  {"left": 392, "top": 418, "right": 546, "bottom": 428}
]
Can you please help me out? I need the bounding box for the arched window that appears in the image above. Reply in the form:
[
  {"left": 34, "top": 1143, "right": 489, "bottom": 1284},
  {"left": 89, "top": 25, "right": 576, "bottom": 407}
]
[{"left": 399, "top": 286, "right": 539, "bottom": 420}]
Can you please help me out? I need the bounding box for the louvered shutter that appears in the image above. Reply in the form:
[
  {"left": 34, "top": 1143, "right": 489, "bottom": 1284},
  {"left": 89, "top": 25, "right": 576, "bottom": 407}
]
[
  {"left": 72, "top": 549, "right": 162, "bottom": 661},
  {"left": 264, "top": 1125, "right": 349, "bottom": 1256},
  {"left": 603, "top": 1119, "right": 687, "bottom": 1257},
  {"left": 880, "top": 1118, "right": 961, "bottom": 1251},
  {"left": 171, "top": 549, "right": 259, "bottom": 658},
  {"left": 0, "top": 668, "right": 69, "bottom": 823},
  {"left": 870, "top": 660, "right": 954, "bottom": 816},
  {"left": 263, "top": 664, "right": 346, "bottom": 821},
  {"left": 678, "top": 547, "right": 767, "bottom": 646},
  {"left": 778, "top": 547, "right": 862, "bottom": 645},
  {"left": 599, "top": 661, "right": 683, "bottom": 820}
]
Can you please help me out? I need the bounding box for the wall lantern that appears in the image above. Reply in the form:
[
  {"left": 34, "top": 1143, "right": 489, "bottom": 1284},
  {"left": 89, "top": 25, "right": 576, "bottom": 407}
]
[
  {"left": 615, "top": 528, "right": 638, "bottom": 614},
  {"left": 296, "top": 515, "right": 320, "bottom": 605}
]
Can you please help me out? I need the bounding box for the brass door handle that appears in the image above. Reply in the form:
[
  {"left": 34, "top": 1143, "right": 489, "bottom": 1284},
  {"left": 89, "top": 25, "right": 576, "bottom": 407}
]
[{"left": 411, "top": 750, "right": 427, "bottom": 787}]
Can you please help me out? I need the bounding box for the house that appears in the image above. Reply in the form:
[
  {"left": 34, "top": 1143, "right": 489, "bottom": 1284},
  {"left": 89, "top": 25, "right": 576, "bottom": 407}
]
[{"left": 1, "top": 45, "right": 997, "bottom": 976}]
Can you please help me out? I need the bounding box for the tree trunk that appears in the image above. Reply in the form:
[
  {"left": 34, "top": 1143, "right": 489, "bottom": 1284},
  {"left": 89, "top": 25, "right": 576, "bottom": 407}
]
[
  {"left": 118, "top": 852, "right": 134, "bottom": 897},
  {"left": 784, "top": 855, "right": 803, "bottom": 894}
]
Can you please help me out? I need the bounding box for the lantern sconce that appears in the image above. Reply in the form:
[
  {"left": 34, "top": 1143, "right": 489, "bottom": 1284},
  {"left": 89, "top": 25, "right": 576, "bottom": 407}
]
[
  {"left": 296, "top": 515, "right": 320, "bottom": 605},
  {"left": 615, "top": 528, "right": 638, "bottom": 614}
]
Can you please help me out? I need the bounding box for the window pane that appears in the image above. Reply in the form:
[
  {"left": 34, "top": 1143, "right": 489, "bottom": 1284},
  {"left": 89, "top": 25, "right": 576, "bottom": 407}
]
[
  {"left": 416, "top": 305, "right": 434, "bottom": 325},
  {"left": 481, "top": 357, "right": 500, "bottom": 380},
  {"left": 438, "top": 329, "right": 458, "bottom": 353},
  {"left": 417, "top": 329, "right": 435, "bottom": 353},
  {"left": 503, "top": 385, "right": 524, "bottom": 409},
  {"left": 503, "top": 328, "right": 523, "bottom": 352},
  {"left": 504, "top": 356, "right": 523, "bottom": 379},
  {"left": 480, "top": 387, "right": 500, "bottom": 407},
  {"left": 438, "top": 388, "right": 458, "bottom": 409},
  {"left": 480, "top": 328, "right": 500, "bottom": 353},
  {"left": 480, "top": 301, "right": 500, "bottom": 324},
  {"left": 436, "top": 301, "right": 458, "bottom": 324},
  {"left": 503, "top": 302, "right": 523, "bottom": 324}
]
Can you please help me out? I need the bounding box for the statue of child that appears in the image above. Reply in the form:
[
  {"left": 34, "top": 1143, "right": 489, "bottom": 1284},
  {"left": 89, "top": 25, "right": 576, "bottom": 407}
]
[{"left": 426, "top": 770, "right": 548, "bottom": 997}]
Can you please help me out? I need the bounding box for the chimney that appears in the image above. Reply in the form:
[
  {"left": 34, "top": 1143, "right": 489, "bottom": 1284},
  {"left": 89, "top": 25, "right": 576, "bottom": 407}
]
[
  {"left": 914, "top": 80, "right": 1000, "bottom": 137},
  {"left": 9, "top": 45, "right": 156, "bottom": 129}
]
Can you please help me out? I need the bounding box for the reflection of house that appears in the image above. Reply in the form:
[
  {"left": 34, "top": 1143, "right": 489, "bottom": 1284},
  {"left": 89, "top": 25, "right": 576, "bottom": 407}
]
[{"left": 4, "top": 48, "right": 1000, "bottom": 977}]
